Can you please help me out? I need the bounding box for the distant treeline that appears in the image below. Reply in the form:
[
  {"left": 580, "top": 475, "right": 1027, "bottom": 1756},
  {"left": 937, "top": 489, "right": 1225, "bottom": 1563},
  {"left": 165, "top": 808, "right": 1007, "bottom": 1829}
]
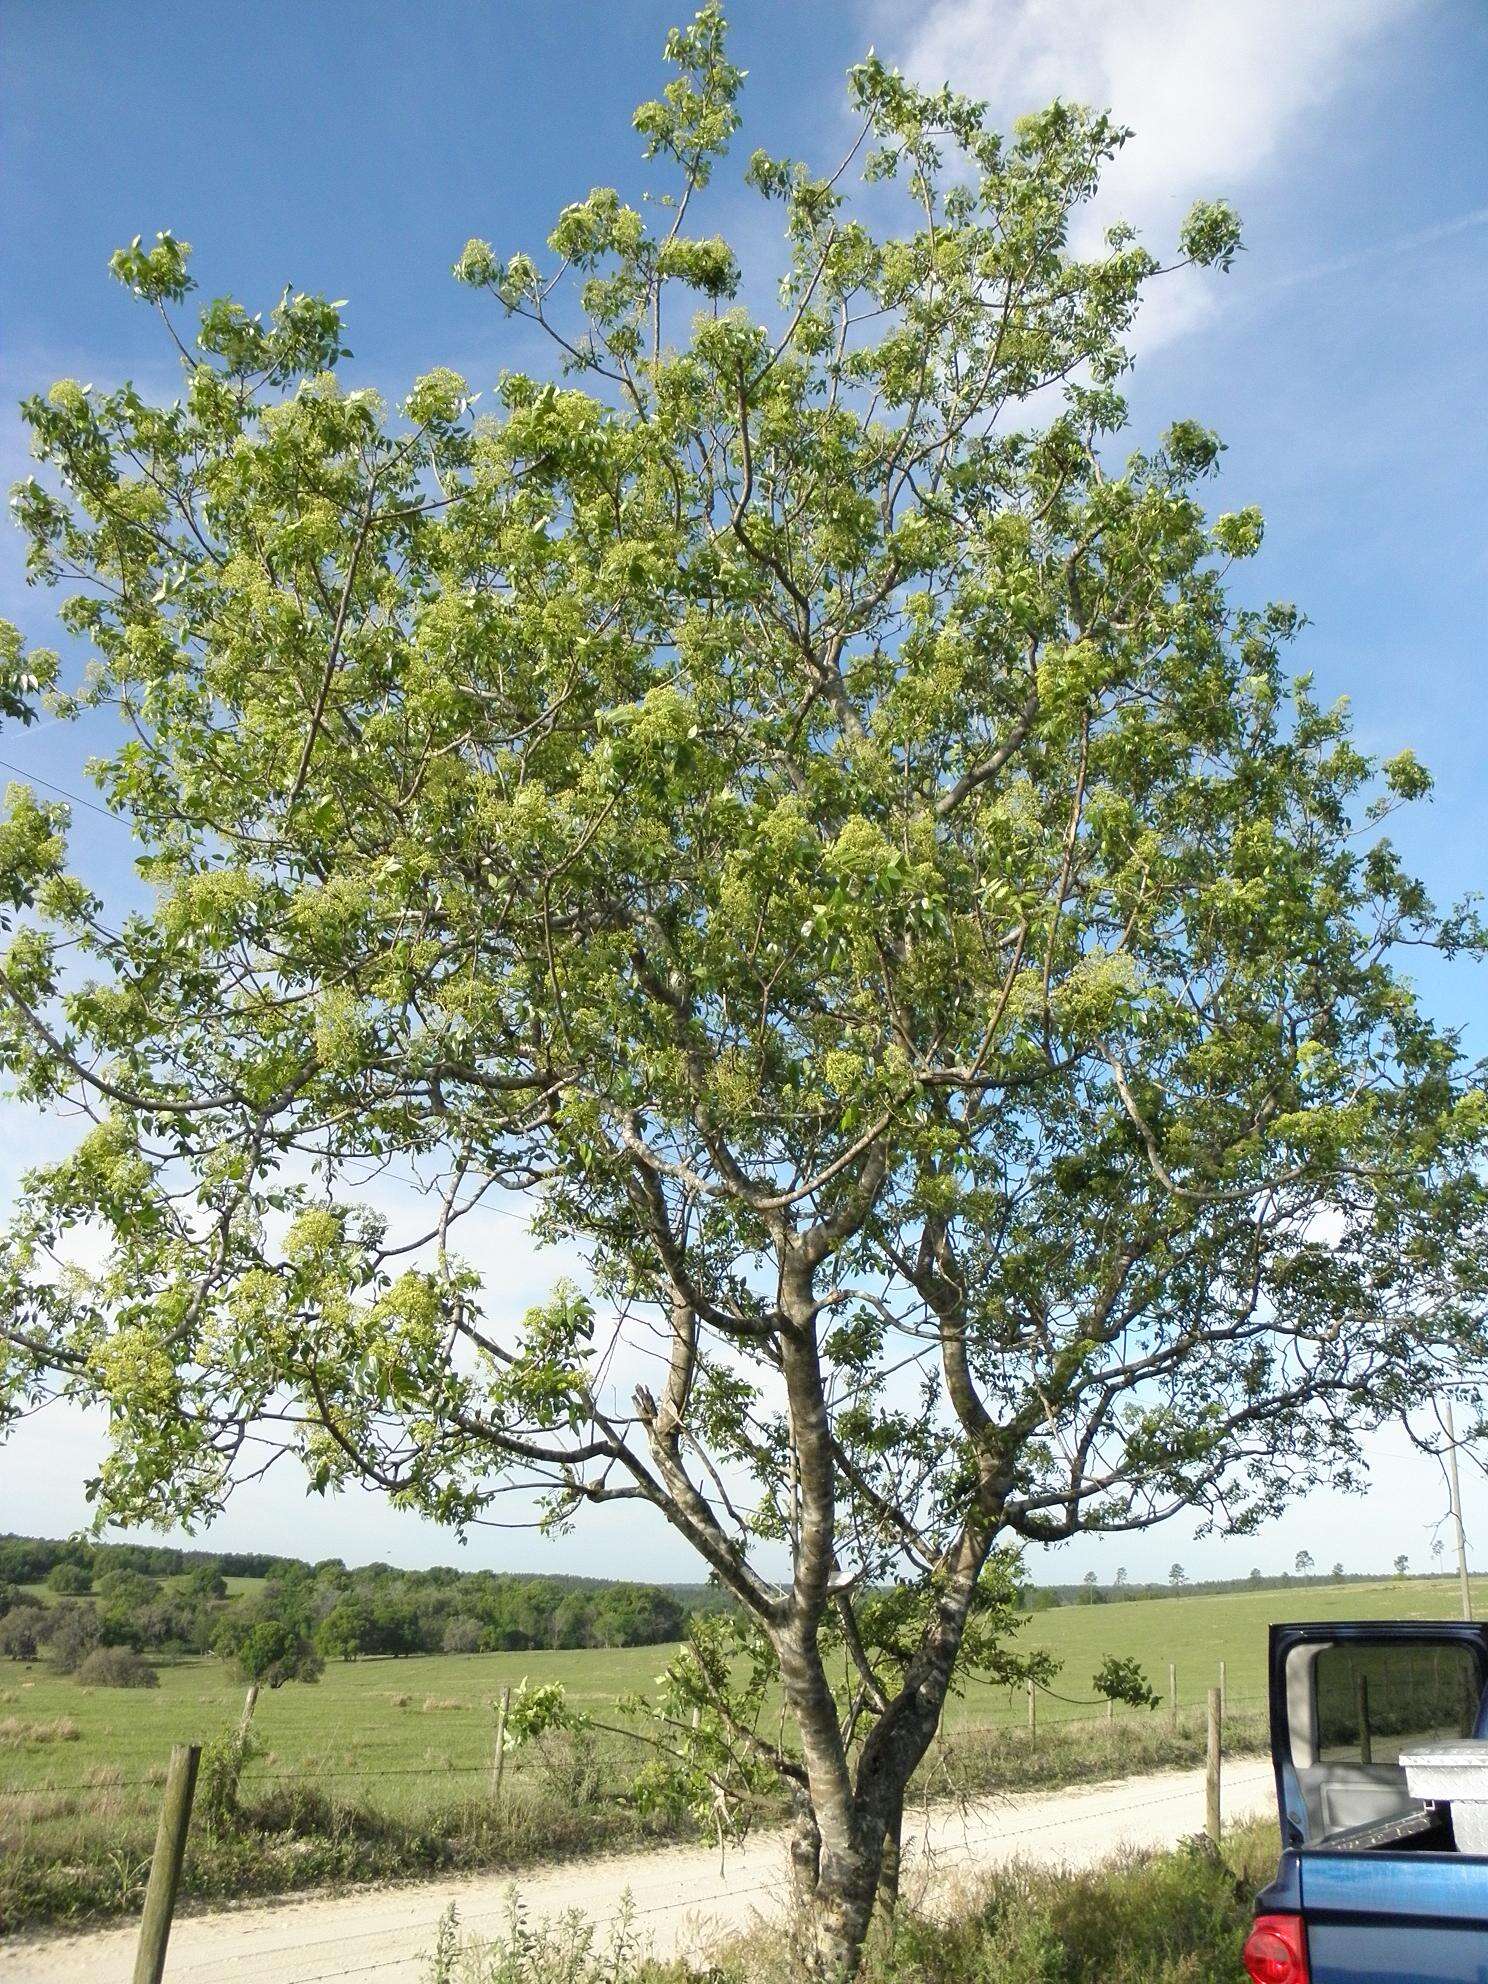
[
  {"left": 0, "top": 1533, "right": 293, "bottom": 1584},
  {"left": 1024, "top": 1568, "right": 1425, "bottom": 1610},
  {"left": 0, "top": 1532, "right": 722, "bottom": 1669}
]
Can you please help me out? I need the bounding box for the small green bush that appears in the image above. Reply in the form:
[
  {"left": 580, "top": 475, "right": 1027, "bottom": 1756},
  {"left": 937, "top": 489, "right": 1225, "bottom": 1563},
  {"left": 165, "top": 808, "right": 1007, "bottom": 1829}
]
[
  {"left": 423, "top": 1892, "right": 647, "bottom": 1984},
  {"left": 75, "top": 1646, "right": 159, "bottom": 1689},
  {"left": 199, "top": 1720, "right": 258, "bottom": 1834}
]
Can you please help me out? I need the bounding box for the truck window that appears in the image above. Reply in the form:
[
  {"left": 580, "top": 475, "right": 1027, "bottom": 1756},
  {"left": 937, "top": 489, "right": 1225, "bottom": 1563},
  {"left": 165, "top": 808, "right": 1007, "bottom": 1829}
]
[{"left": 1315, "top": 1641, "right": 1479, "bottom": 1767}]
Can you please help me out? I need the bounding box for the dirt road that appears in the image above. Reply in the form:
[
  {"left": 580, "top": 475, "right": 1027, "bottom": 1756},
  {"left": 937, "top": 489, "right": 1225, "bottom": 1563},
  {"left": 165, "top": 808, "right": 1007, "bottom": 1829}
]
[{"left": 3, "top": 1759, "right": 1277, "bottom": 1982}]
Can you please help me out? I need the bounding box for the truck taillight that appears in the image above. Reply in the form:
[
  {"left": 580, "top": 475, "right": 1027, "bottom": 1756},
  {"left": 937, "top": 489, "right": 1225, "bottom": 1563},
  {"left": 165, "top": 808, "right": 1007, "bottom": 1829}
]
[{"left": 1243, "top": 1913, "right": 1309, "bottom": 1984}]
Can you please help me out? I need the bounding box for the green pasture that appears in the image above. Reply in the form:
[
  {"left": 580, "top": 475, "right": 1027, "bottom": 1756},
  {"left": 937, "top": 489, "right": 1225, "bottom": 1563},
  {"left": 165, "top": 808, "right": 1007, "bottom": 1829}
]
[
  {"left": 1006, "top": 1574, "right": 1488, "bottom": 1722},
  {"left": 4, "top": 1575, "right": 1487, "bottom": 1814},
  {"left": 0, "top": 1642, "right": 669, "bottom": 1818}
]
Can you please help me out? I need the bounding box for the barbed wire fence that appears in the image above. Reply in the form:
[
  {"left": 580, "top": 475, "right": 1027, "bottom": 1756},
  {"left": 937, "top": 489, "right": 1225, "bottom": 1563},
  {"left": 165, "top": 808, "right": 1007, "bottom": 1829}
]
[
  {"left": 1, "top": 1663, "right": 1271, "bottom": 1802},
  {"left": 2, "top": 1664, "right": 1269, "bottom": 1982}
]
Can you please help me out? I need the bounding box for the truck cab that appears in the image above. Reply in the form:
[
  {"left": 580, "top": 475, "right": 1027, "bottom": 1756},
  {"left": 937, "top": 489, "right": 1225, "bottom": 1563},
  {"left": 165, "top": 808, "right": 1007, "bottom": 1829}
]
[{"left": 1248, "top": 1619, "right": 1488, "bottom": 1982}]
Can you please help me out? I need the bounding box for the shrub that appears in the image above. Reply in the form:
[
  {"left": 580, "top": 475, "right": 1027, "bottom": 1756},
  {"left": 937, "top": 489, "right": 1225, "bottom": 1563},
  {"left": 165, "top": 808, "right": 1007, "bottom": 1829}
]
[
  {"left": 199, "top": 1719, "right": 258, "bottom": 1834},
  {"left": 879, "top": 1831, "right": 1281, "bottom": 1984},
  {"left": 422, "top": 1893, "right": 645, "bottom": 1984},
  {"left": 75, "top": 1646, "right": 159, "bottom": 1689},
  {"left": 420, "top": 1829, "right": 1282, "bottom": 1984}
]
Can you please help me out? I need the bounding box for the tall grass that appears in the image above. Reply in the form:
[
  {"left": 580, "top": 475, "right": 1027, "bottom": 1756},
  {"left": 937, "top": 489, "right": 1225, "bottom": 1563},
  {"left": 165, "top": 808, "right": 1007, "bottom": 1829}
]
[
  {"left": 0, "top": 1703, "right": 1266, "bottom": 1934},
  {"left": 881, "top": 1827, "right": 1279, "bottom": 1984},
  {"left": 420, "top": 1824, "right": 1282, "bottom": 1983},
  {"left": 0, "top": 1766, "right": 683, "bottom": 1932}
]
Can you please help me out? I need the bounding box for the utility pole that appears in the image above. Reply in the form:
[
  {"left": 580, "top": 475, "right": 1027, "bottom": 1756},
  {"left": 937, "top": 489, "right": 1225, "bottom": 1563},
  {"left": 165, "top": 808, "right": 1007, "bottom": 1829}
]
[{"left": 1445, "top": 1395, "right": 1473, "bottom": 1622}]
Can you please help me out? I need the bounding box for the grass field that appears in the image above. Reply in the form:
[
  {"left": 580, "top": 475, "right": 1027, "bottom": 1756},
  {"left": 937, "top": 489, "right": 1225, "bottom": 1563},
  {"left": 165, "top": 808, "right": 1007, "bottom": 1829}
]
[
  {"left": 0, "top": 1641, "right": 670, "bottom": 1812},
  {"left": 5, "top": 1573, "right": 1486, "bottom": 1802},
  {"left": 1009, "top": 1573, "right": 1488, "bottom": 1720}
]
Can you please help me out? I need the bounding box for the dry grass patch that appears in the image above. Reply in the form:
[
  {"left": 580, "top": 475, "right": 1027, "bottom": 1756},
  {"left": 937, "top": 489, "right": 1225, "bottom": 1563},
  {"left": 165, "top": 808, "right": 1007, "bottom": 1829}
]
[{"left": 0, "top": 1715, "right": 81, "bottom": 1749}]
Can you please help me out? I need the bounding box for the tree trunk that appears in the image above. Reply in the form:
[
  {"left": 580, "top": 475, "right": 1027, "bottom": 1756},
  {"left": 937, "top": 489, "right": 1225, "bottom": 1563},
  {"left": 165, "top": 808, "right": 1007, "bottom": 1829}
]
[
  {"left": 804, "top": 1841, "right": 880, "bottom": 1983},
  {"left": 784, "top": 1777, "right": 908, "bottom": 1980},
  {"left": 870, "top": 1791, "right": 905, "bottom": 1960},
  {"left": 788, "top": 1791, "right": 822, "bottom": 1897}
]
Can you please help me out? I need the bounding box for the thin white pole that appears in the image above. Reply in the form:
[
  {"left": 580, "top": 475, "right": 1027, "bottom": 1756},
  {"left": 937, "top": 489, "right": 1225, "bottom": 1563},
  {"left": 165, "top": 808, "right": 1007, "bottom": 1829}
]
[{"left": 1446, "top": 1397, "right": 1473, "bottom": 1622}]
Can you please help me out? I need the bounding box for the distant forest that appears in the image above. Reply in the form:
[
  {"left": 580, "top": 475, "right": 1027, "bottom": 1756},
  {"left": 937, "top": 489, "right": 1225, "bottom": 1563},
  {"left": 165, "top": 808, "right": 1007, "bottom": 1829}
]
[{"left": 0, "top": 1531, "right": 727, "bottom": 1673}]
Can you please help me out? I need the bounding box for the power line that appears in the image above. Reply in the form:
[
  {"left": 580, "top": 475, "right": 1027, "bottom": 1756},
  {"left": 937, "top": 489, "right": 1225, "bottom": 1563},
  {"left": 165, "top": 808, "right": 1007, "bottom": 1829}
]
[{"left": 0, "top": 757, "right": 125, "bottom": 824}]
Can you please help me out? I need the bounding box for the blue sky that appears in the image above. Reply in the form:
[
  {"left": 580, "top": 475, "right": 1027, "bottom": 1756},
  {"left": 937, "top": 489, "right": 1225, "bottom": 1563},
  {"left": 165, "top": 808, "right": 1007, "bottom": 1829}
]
[{"left": 2, "top": 0, "right": 1487, "bottom": 1581}]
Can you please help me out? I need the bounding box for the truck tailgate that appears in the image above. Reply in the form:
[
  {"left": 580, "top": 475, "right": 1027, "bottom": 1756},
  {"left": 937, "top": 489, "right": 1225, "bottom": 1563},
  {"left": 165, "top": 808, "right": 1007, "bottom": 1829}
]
[{"left": 1301, "top": 1850, "right": 1488, "bottom": 1981}]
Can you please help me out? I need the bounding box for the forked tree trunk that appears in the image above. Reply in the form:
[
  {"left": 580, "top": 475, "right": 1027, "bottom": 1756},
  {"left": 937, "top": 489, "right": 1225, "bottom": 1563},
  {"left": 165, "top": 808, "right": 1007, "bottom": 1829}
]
[
  {"left": 768, "top": 1251, "right": 991, "bottom": 1978},
  {"left": 783, "top": 1746, "right": 918, "bottom": 1979}
]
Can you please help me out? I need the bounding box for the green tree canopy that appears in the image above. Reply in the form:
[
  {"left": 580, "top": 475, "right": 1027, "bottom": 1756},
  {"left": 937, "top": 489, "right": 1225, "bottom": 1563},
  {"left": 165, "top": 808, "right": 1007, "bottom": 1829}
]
[
  {"left": 221, "top": 1617, "right": 323, "bottom": 1690},
  {"left": 3, "top": 10, "right": 1487, "bottom": 1975}
]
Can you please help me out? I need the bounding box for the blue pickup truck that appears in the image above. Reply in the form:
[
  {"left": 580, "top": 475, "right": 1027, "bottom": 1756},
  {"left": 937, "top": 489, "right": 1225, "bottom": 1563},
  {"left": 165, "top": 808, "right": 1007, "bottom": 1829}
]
[{"left": 1246, "top": 1619, "right": 1488, "bottom": 1982}]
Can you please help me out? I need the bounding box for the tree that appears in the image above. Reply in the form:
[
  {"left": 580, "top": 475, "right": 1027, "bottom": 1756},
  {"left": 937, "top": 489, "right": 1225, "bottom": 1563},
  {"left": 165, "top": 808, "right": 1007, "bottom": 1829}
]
[
  {"left": 94, "top": 1567, "right": 161, "bottom": 1605},
  {"left": 1332, "top": 1562, "right": 1344, "bottom": 1579},
  {"left": 1170, "top": 1565, "right": 1189, "bottom": 1590},
  {"left": 44, "top": 1600, "right": 102, "bottom": 1672},
  {"left": 46, "top": 1561, "right": 91, "bottom": 1596},
  {"left": 3, "top": 13, "right": 1488, "bottom": 1977},
  {"left": 185, "top": 1561, "right": 228, "bottom": 1601},
  {"left": 314, "top": 1597, "right": 370, "bottom": 1661},
  {"left": 442, "top": 1614, "right": 486, "bottom": 1654},
  {"left": 134, "top": 1596, "right": 212, "bottom": 1654},
  {"left": 1294, "top": 1550, "right": 1314, "bottom": 1576},
  {"left": 1113, "top": 1567, "right": 1128, "bottom": 1587},
  {"left": 0, "top": 1605, "right": 52, "bottom": 1661},
  {"left": 1249, "top": 1568, "right": 1263, "bottom": 1583},
  {"left": 225, "top": 1619, "right": 324, "bottom": 1690},
  {"left": 1395, "top": 1554, "right": 1411, "bottom": 1578}
]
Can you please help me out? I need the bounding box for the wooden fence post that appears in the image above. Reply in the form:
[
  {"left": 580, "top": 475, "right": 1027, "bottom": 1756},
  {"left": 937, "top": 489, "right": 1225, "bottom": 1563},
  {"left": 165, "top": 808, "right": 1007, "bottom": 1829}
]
[
  {"left": 1027, "top": 1677, "right": 1036, "bottom": 1737},
  {"left": 490, "top": 1685, "right": 511, "bottom": 1807},
  {"left": 132, "top": 1743, "right": 200, "bottom": 1984},
  {"left": 1206, "top": 1688, "right": 1222, "bottom": 1845},
  {"left": 1357, "top": 1674, "right": 1372, "bottom": 1764},
  {"left": 1169, "top": 1662, "right": 1178, "bottom": 1729}
]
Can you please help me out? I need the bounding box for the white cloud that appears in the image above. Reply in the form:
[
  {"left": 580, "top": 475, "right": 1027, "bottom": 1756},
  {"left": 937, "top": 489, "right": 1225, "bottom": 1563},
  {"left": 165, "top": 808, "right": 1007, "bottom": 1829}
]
[{"left": 879, "top": 0, "right": 1425, "bottom": 345}]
